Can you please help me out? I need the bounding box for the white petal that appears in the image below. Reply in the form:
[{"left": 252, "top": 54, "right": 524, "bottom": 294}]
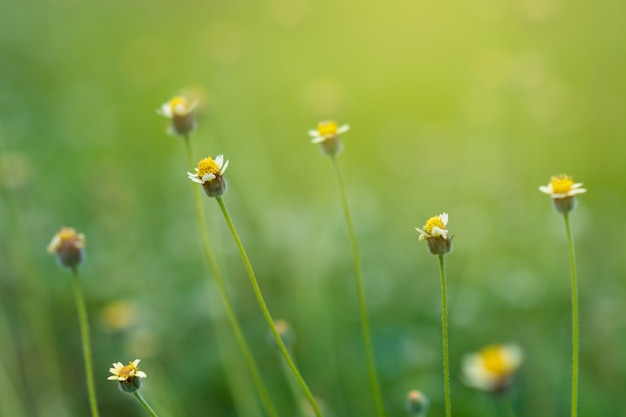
[
  {"left": 220, "top": 159, "right": 229, "bottom": 175},
  {"left": 136, "top": 371, "right": 147, "bottom": 378},
  {"left": 337, "top": 124, "right": 350, "bottom": 134},
  {"left": 308, "top": 130, "right": 321, "bottom": 137},
  {"left": 439, "top": 212, "right": 448, "bottom": 226},
  {"left": 215, "top": 154, "right": 224, "bottom": 168},
  {"left": 201, "top": 173, "right": 216, "bottom": 182},
  {"left": 538, "top": 185, "right": 553, "bottom": 194},
  {"left": 132, "top": 359, "right": 141, "bottom": 367},
  {"left": 107, "top": 375, "right": 120, "bottom": 380},
  {"left": 159, "top": 103, "right": 172, "bottom": 118},
  {"left": 431, "top": 226, "right": 448, "bottom": 239},
  {"left": 311, "top": 136, "right": 326, "bottom": 144}
]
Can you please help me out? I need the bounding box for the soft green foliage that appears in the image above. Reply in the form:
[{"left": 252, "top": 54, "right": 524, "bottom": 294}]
[{"left": 1, "top": 0, "right": 626, "bottom": 416}]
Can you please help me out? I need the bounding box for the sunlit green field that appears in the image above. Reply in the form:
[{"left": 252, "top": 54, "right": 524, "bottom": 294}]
[{"left": 2, "top": 0, "right": 626, "bottom": 416}]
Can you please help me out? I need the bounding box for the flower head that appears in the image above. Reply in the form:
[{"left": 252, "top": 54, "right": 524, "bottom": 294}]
[
  {"left": 539, "top": 174, "right": 586, "bottom": 213},
  {"left": 462, "top": 344, "right": 523, "bottom": 393},
  {"left": 47, "top": 227, "right": 86, "bottom": 269},
  {"left": 187, "top": 154, "right": 229, "bottom": 197},
  {"left": 108, "top": 359, "right": 147, "bottom": 393},
  {"left": 405, "top": 390, "right": 429, "bottom": 417},
  {"left": 415, "top": 213, "right": 452, "bottom": 255},
  {"left": 308, "top": 120, "right": 350, "bottom": 155},
  {"left": 158, "top": 96, "right": 198, "bottom": 137}
]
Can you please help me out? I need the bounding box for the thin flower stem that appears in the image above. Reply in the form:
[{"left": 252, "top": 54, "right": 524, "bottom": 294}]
[
  {"left": 215, "top": 196, "right": 323, "bottom": 417},
  {"left": 71, "top": 268, "right": 100, "bottom": 417},
  {"left": 563, "top": 213, "right": 579, "bottom": 417},
  {"left": 183, "top": 138, "right": 279, "bottom": 417},
  {"left": 505, "top": 395, "right": 517, "bottom": 417},
  {"left": 330, "top": 155, "right": 386, "bottom": 417},
  {"left": 438, "top": 255, "right": 452, "bottom": 417},
  {"left": 133, "top": 391, "right": 160, "bottom": 417}
]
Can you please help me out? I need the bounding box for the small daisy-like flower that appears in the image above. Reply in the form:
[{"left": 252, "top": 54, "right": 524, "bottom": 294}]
[
  {"left": 462, "top": 344, "right": 523, "bottom": 393},
  {"left": 47, "top": 227, "right": 86, "bottom": 269},
  {"left": 405, "top": 390, "right": 429, "bottom": 417},
  {"left": 308, "top": 120, "right": 350, "bottom": 156},
  {"left": 108, "top": 359, "right": 147, "bottom": 393},
  {"left": 415, "top": 213, "right": 452, "bottom": 255},
  {"left": 187, "top": 154, "right": 229, "bottom": 197},
  {"left": 539, "top": 174, "right": 586, "bottom": 214},
  {"left": 157, "top": 96, "right": 198, "bottom": 137}
]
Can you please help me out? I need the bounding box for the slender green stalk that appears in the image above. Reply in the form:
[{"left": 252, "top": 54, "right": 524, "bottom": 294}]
[
  {"left": 183, "top": 138, "right": 278, "bottom": 417},
  {"left": 279, "top": 349, "right": 307, "bottom": 416},
  {"left": 563, "top": 213, "right": 579, "bottom": 417},
  {"left": 215, "top": 196, "right": 323, "bottom": 417},
  {"left": 133, "top": 391, "right": 160, "bottom": 417},
  {"left": 505, "top": 395, "right": 517, "bottom": 417},
  {"left": 71, "top": 268, "right": 100, "bottom": 417},
  {"left": 330, "top": 155, "right": 386, "bottom": 417},
  {"left": 438, "top": 255, "right": 451, "bottom": 417}
]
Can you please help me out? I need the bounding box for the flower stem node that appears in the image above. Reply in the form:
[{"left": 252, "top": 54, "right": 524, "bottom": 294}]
[
  {"left": 187, "top": 154, "right": 229, "bottom": 197},
  {"left": 308, "top": 120, "right": 350, "bottom": 156},
  {"left": 108, "top": 359, "right": 147, "bottom": 394},
  {"left": 405, "top": 390, "right": 429, "bottom": 417},
  {"left": 539, "top": 174, "right": 587, "bottom": 214},
  {"left": 415, "top": 213, "right": 453, "bottom": 255},
  {"left": 461, "top": 344, "right": 523, "bottom": 394},
  {"left": 47, "top": 227, "right": 86, "bottom": 269},
  {"left": 158, "top": 96, "right": 198, "bottom": 137}
]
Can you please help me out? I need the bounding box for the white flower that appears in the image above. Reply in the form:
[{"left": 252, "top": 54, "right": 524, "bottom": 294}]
[
  {"left": 462, "top": 344, "right": 523, "bottom": 392},
  {"left": 107, "top": 359, "right": 147, "bottom": 382},
  {"left": 539, "top": 174, "right": 586, "bottom": 199},
  {"left": 187, "top": 154, "right": 229, "bottom": 184},
  {"left": 158, "top": 97, "right": 197, "bottom": 119},
  {"left": 308, "top": 120, "right": 350, "bottom": 144},
  {"left": 415, "top": 212, "right": 449, "bottom": 240}
]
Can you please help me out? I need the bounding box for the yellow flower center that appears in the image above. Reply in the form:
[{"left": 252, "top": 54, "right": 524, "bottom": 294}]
[
  {"left": 317, "top": 120, "right": 339, "bottom": 137},
  {"left": 423, "top": 216, "right": 446, "bottom": 235},
  {"left": 117, "top": 362, "right": 139, "bottom": 379},
  {"left": 480, "top": 346, "right": 508, "bottom": 376},
  {"left": 169, "top": 97, "right": 189, "bottom": 114},
  {"left": 550, "top": 175, "right": 574, "bottom": 194},
  {"left": 196, "top": 156, "right": 220, "bottom": 178},
  {"left": 57, "top": 227, "right": 78, "bottom": 242}
]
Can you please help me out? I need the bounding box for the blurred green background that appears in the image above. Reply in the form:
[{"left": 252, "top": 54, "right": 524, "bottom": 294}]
[{"left": 1, "top": 0, "right": 625, "bottom": 416}]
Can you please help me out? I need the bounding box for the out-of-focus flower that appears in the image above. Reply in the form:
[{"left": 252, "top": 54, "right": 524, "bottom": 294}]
[
  {"left": 187, "top": 154, "right": 229, "bottom": 197},
  {"left": 405, "top": 390, "right": 429, "bottom": 416},
  {"left": 308, "top": 120, "right": 349, "bottom": 155},
  {"left": 539, "top": 174, "right": 586, "bottom": 213},
  {"left": 462, "top": 344, "right": 523, "bottom": 393},
  {"left": 47, "top": 227, "right": 86, "bottom": 269},
  {"left": 108, "top": 359, "right": 147, "bottom": 393},
  {"left": 415, "top": 213, "right": 452, "bottom": 255},
  {"left": 158, "top": 96, "right": 198, "bottom": 137}
]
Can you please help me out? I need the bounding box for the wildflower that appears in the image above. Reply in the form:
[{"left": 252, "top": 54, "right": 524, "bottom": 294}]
[
  {"left": 308, "top": 120, "right": 350, "bottom": 156},
  {"left": 158, "top": 96, "right": 197, "bottom": 137},
  {"left": 108, "top": 359, "right": 147, "bottom": 393},
  {"left": 539, "top": 174, "right": 586, "bottom": 213},
  {"left": 405, "top": 390, "right": 429, "bottom": 416},
  {"left": 462, "top": 344, "right": 523, "bottom": 393},
  {"left": 47, "top": 227, "right": 86, "bottom": 269},
  {"left": 415, "top": 213, "right": 452, "bottom": 255},
  {"left": 187, "top": 154, "right": 229, "bottom": 197}
]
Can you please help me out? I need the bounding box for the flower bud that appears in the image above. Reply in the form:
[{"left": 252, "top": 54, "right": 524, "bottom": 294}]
[
  {"left": 47, "top": 227, "right": 86, "bottom": 269},
  {"left": 405, "top": 390, "right": 429, "bottom": 416}
]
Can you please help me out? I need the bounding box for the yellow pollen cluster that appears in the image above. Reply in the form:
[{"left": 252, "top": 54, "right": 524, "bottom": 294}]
[
  {"left": 423, "top": 216, "right": 446, "bottom": 235},
  {"left": 550, "top": 175, "right": 574, "bottom": 194},
  {"left": 480, "top": 346, "right": 508, "bottom": 376},
  {"left": 169, "top": 97, "right": 189, "bottom": 114},
  {"left": 317, "top": 120, "right": 339, "bottom": 137},
  {"left": 57, "top": 227, "right": 79, "bottom": 242},
  {"left": 196, "top": 157, "right": 220, "bottom": 178}
]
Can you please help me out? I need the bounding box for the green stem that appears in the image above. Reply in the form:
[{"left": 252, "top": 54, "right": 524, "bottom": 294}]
[
  {"left": 71, "top": 268, "right": 100, "bottom": 417},
  {"left": 330, "top": 156, "right": 386, "bottom": 417},
  {"left": 133, "top": 391, "right": 160, "bottom": 417},
  {"left": 279, "top": 349, "right": 306, "bottom": 416},
  {"left": 563, "top": 213, "right": 579, "bottom": 417},
  {"left": 505, "top": 395, "right": 517, "bottom": 417},
  {"left": 438, "top": 255, "right": 451, "bottom": 417},
  {"left": 215, "top": 196, "right": 323, "bottom": 417},
  {"left": 184, "top": 138, "right": 279, "bottom": 417}
]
